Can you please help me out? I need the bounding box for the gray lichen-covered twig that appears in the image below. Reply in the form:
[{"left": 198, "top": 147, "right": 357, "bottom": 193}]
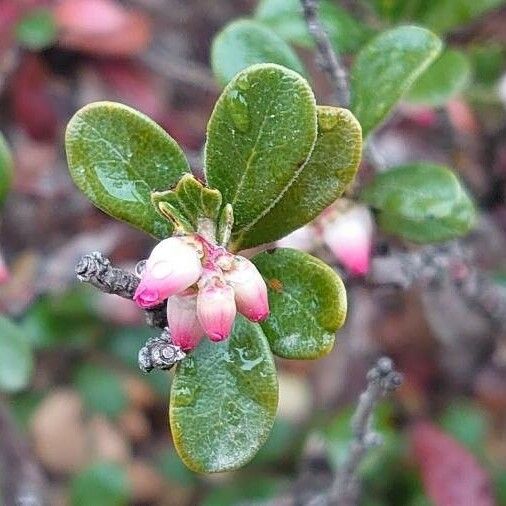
[
  {"left": 76, "top": 251, "right": 168, "bottom": 328},
  {"left": 76, "top": 252, "right": 187, "bottom": 371},
  {"left": 300, "top": 0, "right": 350, "bottom": 107},
  {"left": 327, "top": 357, "right": 402, "bottom": 506},
  {"left": 370, "top": 243, "right": 506, "bottom": 332}
]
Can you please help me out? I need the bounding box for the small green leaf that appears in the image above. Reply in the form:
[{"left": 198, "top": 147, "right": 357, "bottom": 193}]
[
  {"left": 361, "top": 163, "right": 476, "bottom": 243},
  {"left": 151, "top": 174, "right": 222, "bottom": 234},
  {"left": 74, "top": 363, "right": 128, "bottom": 418},
  {"left": 407, "top": 49, "right": 472, "bottom": 106},
  {"left": 170, "top": 315, "right": 278, "bottom": 473},
  {"left": 205, "top": 63, "right": 317, "bottom": 250},
  {"left": 253, "top": 248, "right": 347, "bottom": 359},
  {"left": 419, "top": 0, "right": 505, "bottom": 34},
  {"left": 231, "top": 106, "right": 362, "bottom": 250},
  {"left": 351, "top": 26, "right": 442, "bottom": 137},
  {"left": 70, "top": 462, "right": 129, "bottom": 506},
  {"left": 0, "top": 132, "right": 13, "bottom": 205},
  {"left": 255, "top": 0, "right": 373, "bottom": 53},
  {"left": 0, "top": 316, "right": 33, "bottom": 393},
  {"left": 65, "top": 101, "right": 189, "bottom": 238},
  {"left": 15, "top": 8, "right": 57, "bottom": 50},
  {"left": 211, "top": 19, "right": 306, "bottom": 87}
]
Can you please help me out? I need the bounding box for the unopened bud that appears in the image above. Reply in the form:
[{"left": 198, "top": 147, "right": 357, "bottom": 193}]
[
  {"left": 197, "top": 272, "right": 236, "bottom": 341},
  {"left": 133, "top": 236, "right": 202, "bottom": 308},
  {"left": 225, "top": 256, "right": 269, "bottom": 322},
  {"left": 167, "top": 292, "right": 204, "bottom": 351}
]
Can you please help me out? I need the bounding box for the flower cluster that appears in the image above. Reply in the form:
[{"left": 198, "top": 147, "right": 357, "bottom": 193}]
[{"left": 133, "top": 235, "right": 269, "bottom": 350}]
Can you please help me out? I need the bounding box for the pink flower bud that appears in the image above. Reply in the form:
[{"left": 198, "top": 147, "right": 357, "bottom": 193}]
[
  {"left": 277, "top": 225, "right": 318, "bottom": 252},
  {"left": 225, "top": 256, "right": 269, "bottom": 322},
  {"left": 197, "top": 273, "right": 236, "bottom": 341},
  {"left": 322, "top": 205, "right": 373, "bottom": 276},
  {"left": 133, "top": 236, "right": 202, "bottom": 308},
  {"left": 167, "top": 292, "right": 204, "bottom": 351}
]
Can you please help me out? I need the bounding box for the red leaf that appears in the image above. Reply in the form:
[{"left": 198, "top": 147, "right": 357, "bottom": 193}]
[
  {"left": 10, "top": 54, "right": 58, "bottom": 141},
  {"left": 411, "top": 421, "right": 495, "bottom": 506}
]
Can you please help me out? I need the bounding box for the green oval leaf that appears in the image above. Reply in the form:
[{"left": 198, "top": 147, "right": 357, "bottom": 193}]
[
  {"left": 361, "top": 163, "right": 476, "bottom": 243},
  {"left": 15, "top": 8, "right": 57, "bottom": 50},
  {"left": 0, "top": 132, "right": 13, "bottom": 205},
  {"left": 407, "top": 49, "right": 472, "bottom": 106},
  {"left": 0, "top": 316, "right": 33, "bottom": 393},
  {"left": 70, "top": 462, "right": 129, "bottom": 506},
  {"left": 205, "top": 63, "right": 317, "bottom": 250},
  {"left": 351, "top": 26, "right": 442, "bottom": 137},
  {"left": 255, "top": 0, "right": 373, "bottom": 53},
  {"left": 170, "top": 315, "right": 278, "bottom": 473},
  {"left": 253, "top": 248, "right": 347, "bottom": 359},
  {"left": 65, "top": 101, "right": 189, "bottom": 238},
  {"left": 231, "top": 106, "right": 362, "bottom": 250},
  {"left": 211, "top": 19, "right": 306, "bottom": 87}
]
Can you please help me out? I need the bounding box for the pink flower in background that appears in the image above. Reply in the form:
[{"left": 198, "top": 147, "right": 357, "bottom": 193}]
[
  {"left": 321, "top": 204, "right": 373, "bottom": 276},
  {"left": 224, "top": 256, "right": 269, "bottom": 322},
  {"left": 197, "top": 271, "right": 236, "bottom": 342},
  {"left": 133, "top": 236, "right": 202, "bottom": 308},
  {"left": 167, "top": 292, "right": 204, "bottom": 351}
]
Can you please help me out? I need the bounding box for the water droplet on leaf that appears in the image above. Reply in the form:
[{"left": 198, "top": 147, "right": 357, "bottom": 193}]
[{"left": 225, "top": 89, "right": 250, "bottom": 133}]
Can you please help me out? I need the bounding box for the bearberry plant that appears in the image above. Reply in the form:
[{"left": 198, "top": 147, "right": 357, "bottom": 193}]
[{"left": 65, "top": 63, "right": 360, "bottom": 472}]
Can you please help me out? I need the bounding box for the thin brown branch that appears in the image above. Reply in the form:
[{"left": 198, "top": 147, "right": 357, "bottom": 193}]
[
  {"left": 370, "top": 243, "right": 506, "bottom": 332},
  {"left": 300, "top": 0, "right": 350, "bottom": 107},
  {"left": 328, "top": 358, "right": 402, "bottom": 505},
  {"left": 75, "top": 251, "right": 167, "bottom": 328}
]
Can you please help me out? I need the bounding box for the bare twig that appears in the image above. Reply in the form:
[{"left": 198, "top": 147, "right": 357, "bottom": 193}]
[
  {"left": 75, "top": 251, "right": 167, "bottom": 328},
  {"left": 328, "top": 357, "right": 402, "bottom": 505},
  {"left": 0, "top": 401, "right": 47, "bottom": 505},
  {"left": 300, "top": 0, "right": 350, "bottom": 107},
  {"left": 370, "top": 243, "right": 506, "bottom": 332}
]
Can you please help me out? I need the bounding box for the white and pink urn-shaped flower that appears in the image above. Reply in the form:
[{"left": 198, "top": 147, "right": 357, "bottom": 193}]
[{"left": 133, "top": 235, "right": 269, "bottom": 350}]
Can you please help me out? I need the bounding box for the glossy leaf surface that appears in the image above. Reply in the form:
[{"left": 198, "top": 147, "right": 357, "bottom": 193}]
[
  {"left": 231, "top": 106, "right": 362, "bottom": 250},
  {"left": 361, "top": 163, "right": 476, "bottom": 243},
  {"left": 205, "top": 64, "right": 317, "bottom": 249},
  {"left": 351, "top": 26, "right": 442, "bottom": 136},
  {"left": 253, "top": 248, "right": 347, "bottom": 359},
  {"left": 407, "top": 49, "right": 471, "bottom": 106},
  {"left": 66, "top": 101, "right": 189, "bottom": 238},
  {"left": 170, "top": 316, "right": 278, "bottom": 472}
]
